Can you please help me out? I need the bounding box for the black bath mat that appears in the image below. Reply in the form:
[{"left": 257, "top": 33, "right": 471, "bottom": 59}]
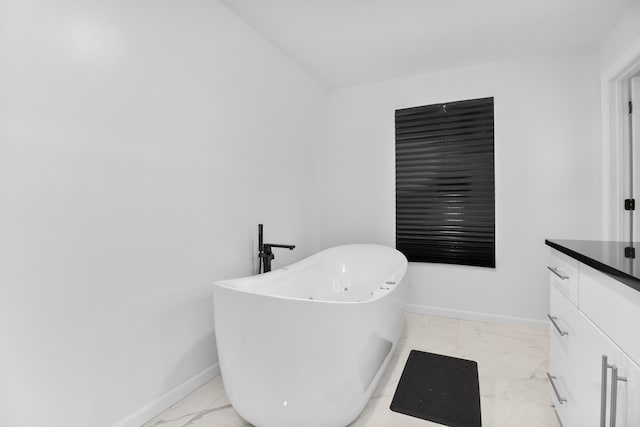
[{"left": 390, "top": 350, "right": 481, "bottom": 427}]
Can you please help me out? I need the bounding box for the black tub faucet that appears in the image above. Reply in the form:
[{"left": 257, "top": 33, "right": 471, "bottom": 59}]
[{"left": 258, "top": 224, "right": 295, "bottom": 273}]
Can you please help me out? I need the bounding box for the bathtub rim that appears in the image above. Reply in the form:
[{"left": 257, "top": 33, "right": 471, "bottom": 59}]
[{"left": 214, "top": 243, "right": 408, "bottom": 305}]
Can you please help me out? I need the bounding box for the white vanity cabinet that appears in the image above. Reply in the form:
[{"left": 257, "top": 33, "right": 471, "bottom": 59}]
[
  {"left": 547, "top": 247, "right": 640, "bottom": 427},
  {"left": 619, "top": 352, "right": 640, "bottom": 426}
]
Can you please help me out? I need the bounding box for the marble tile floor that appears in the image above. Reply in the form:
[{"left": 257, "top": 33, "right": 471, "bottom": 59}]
[{"left": 142, "top": 312, "right": 560, "bottom": 427}]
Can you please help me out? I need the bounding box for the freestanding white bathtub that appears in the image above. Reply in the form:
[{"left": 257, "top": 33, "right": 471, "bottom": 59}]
[{"left": 213, "top": 244, "right": 408, "bottom": 427}]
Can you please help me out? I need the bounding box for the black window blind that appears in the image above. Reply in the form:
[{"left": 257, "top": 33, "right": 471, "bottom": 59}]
[{"left": 395, "top": 97, "right": 495, "bottom": 268}]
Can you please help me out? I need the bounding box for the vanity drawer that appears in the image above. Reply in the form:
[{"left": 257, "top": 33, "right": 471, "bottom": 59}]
[
  {"left": 549, "top": 249, "right": 579, "bottom": 305},
  {"left": 579, "top": 263, "right": 640, "bottom": 365},
  {"left": 548, "top": 347, "right": 578, "bottom": 427},
  {"left": 549, "top": 285, "right": 579, "bottom": 360}
]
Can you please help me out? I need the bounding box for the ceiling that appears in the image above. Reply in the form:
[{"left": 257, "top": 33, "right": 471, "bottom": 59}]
[{"left": 219, "top": 0, "right": 636, "bottom": 88}]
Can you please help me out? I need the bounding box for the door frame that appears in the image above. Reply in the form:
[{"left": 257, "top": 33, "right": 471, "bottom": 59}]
[{"left": 602, "top": 38, "right": 640, "bottom": 241}]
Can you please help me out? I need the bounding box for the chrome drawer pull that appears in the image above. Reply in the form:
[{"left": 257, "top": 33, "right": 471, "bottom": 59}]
[
  {"left": 601, "top": 355, "right": 628, "bottom": 427},
  {"left": 601, "top": 355, "right": 609, "bottom": 427},
  {"left": 547, "top": 266, "right": 569, "bottom": 280},
  {"left": 547, "top": 314, "right": 569, "bottom": 336},
  {"left": 547, "top": 372, "right": 567, "bottom": 404},
  {"left": 610, "top": 364, "right": 627, "bottom": 427}
]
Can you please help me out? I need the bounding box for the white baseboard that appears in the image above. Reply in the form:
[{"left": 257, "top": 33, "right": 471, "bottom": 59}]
[
  {"left": 112, "top": 363, "right": 220, "bottom": 427},
  {"left": 405, "top": 303, "right": 547, "bottom": 329}
]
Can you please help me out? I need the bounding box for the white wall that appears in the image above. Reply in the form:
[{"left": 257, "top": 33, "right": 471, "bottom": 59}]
[
  {"left": 0, "top": 1, "right": 326, "bottom": 426},
  {"left": 321, "top": 50, "right": 602, "bottom": 325},
  {"left": 600, "top": 3, "right": 640, "bottom": 73}
]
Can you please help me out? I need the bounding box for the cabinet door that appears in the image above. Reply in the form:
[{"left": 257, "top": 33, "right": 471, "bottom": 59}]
[
  {"left": 616, "top": 353, "right": 640, "bottom": 427},
  {"left": 569, "top": 310, "right": 620, "bottom": 427},
  {"left": 580, "top": 263, "right": 640, "bottom": 364}
]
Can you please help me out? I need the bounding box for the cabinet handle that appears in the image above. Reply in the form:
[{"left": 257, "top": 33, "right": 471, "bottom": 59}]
[
  {"left": 547, "top": 314, "right": 569, "bottom": 336},
  {"left": 601, "top": 355, "right": 628, "bottom": 427},
  {"left": 610, "top": 364, "right": 627, "bottom": 427},
  {"left": 547, "top": 372, "right": 567, "bottom": 404},
  {"left": 601, "top": 355, "right": 609, "bottom": 427},
  {"left": 547, "top": 266, "right": 569, "bottom": 280}
]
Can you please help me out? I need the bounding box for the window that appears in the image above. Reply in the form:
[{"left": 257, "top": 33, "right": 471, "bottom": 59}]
[{"left": 395, "top": 97, "right": 495, "bottom": 268}]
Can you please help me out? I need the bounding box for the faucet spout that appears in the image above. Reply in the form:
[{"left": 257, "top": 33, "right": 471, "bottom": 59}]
[{"left": 264, "top": 243, "right": 296, "bottom": 250}]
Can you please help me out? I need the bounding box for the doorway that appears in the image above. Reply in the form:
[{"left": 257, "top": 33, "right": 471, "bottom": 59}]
[
  {"left": 624, "top": 74, "right": 640, "bottom": 243},
  {"left": 603, "top": 53, "right": 640, "bottom": 243}
]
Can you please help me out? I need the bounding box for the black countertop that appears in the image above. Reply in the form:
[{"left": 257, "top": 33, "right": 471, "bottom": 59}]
[{"left": 545, "top": 239, "right": 640, "bottom": 293}]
